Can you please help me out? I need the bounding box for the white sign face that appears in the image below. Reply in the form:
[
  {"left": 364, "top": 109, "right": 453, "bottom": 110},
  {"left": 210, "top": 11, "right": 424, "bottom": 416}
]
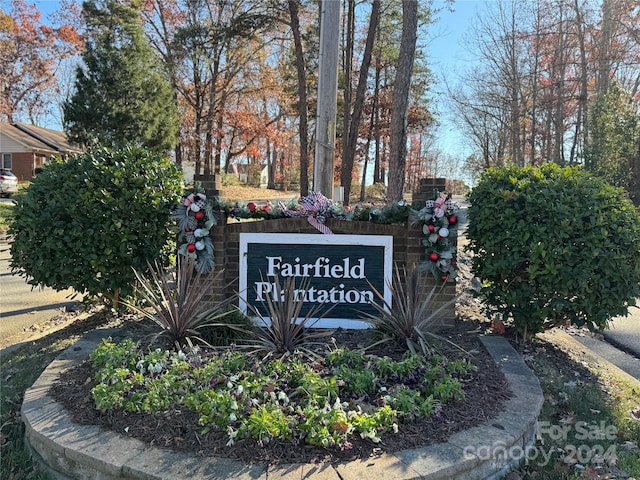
[{"left": 239, "top": 233, "right": 393, "bottom": 329}]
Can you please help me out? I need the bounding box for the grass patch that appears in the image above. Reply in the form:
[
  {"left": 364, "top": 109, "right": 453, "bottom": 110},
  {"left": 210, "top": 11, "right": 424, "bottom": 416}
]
[
  {"left": 512, "top": 339, "right": 640, "bottom": 479},
  {"left": 0, "top": 311, "right": 115, "bottom": 479},
  {"left": 1, "top": 337, "right": 81, "bottom": 479},
  {"left": 0, "top": 202, "right": 14, "bottom": 237}
]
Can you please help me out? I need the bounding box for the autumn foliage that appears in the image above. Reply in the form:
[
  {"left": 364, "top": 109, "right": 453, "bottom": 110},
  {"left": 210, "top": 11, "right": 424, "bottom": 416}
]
[{"left": 0, "top": 0, "right": 82, "bottom": 122}]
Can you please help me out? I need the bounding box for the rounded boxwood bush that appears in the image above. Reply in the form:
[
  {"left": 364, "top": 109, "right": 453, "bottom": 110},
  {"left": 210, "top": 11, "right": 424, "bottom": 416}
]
[
  {"left": 466, "top": 163, "right": 640, "bottom": 341},
  {"left": 9, "top": 146, "right": 183, "bottom": 307}
]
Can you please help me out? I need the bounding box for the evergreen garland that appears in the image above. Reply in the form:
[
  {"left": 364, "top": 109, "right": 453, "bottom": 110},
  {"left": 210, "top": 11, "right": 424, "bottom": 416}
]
[{"left": 174, "top": 190, "right": 460, "bottom": 280}]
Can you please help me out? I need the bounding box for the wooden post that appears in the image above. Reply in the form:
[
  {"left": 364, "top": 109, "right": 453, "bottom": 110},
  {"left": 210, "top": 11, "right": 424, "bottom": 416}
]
[{"left": 313, "top": 0, "right": 340, "bottom": 198}]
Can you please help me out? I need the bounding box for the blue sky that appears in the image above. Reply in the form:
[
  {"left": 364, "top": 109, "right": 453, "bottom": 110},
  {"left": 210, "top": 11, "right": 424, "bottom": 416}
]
[{"left": 429, "top": 0, "right": 486, "bottom": 159}]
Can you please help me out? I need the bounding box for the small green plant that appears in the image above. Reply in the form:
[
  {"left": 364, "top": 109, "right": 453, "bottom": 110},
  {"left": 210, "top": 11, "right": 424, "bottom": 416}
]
[
  {"left": 326, "top": 347, "right": 367, "bottom": 368},
  {"left": 242, "top": 275, "right": 334, "bottom": 357},
  {"left": 88, "top": 339, "right": 477, "bottom": 450},
  {"left": 392, "top": 386, "right": 440, "bottom": 420},
  {"left": 293, "top": 370, "right": 339, "bottom": 402},
  {"left": 127, "top": 255, "right": 233, "bottom": 348},
  {"left": 363, "top": 263, "right": 456, "bottom": 355},
  {"left": 334, "top": 367, "right": 377, "bottom": 396},
  {"left": 247, "top": 404, "right": 292, "bottom": 445},
  {"left": 466, "top": 164, "right": 640, "bottom": 342},
  {"left": 196, "top": 308, "right": 254, "bottom": 346}
]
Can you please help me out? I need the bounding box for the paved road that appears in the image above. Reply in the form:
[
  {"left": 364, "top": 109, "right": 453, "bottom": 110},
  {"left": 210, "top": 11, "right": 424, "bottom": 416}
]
[
  {"left": 0, "top": 240, "right": 80, "bottom": 350},
  {"left": 603, "top": 310, "right": 640, "bottom": 356}
]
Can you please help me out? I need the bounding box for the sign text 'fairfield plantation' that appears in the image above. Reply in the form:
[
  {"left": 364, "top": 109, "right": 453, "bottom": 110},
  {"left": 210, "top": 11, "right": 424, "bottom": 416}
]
[{"left": 239, "top": 233, "right": 393, "bottom": 328}]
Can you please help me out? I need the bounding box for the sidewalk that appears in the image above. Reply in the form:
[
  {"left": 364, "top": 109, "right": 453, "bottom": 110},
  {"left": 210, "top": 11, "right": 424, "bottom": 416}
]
[
  {"left": 542, "top": 329, "right": 640, "bottom": 389},
  {"left": 602, "top": 308, "right": 640, "bottom": 361}
]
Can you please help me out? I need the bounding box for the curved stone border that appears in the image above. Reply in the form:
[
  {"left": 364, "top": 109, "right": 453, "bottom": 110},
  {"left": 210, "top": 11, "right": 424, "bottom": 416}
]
[{"left": 22, "top": 330, "right": 542, "bottom": 480}]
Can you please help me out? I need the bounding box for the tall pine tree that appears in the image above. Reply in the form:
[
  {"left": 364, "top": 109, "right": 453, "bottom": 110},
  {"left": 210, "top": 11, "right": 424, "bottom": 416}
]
[{"left": 63, "top": 0, "right": 178, "bottom": 155}]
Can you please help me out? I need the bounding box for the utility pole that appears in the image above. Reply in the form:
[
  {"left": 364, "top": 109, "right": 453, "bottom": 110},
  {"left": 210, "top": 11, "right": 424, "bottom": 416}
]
[{"left": 313, "top": 0, "right": 340, "bottom": 198}]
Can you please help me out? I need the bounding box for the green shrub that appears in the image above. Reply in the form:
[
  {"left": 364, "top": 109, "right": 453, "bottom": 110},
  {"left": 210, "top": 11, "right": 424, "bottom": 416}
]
[
  {"left": 221, "top": 172, "right": 241, "bottom": 186},
  {"left": 466, "top": 164, "right": 640, "bottom": 341},
  {"left": 9, "top": 146, "right": 183, "bottom": 307},
  {"left": 196, "top": 308, "right": 254, "bottom": 346},
  {"left": 365, "top": 182, "right": 387, "bottom": 200}
]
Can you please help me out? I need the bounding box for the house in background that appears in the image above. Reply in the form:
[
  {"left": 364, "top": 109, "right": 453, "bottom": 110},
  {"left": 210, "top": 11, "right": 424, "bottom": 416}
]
[
  {"left": 0, "top": 122, "right": 83, "bottom": 180},
  {"left": 231, "top": 162, "right": 269, "bottom": 188}
]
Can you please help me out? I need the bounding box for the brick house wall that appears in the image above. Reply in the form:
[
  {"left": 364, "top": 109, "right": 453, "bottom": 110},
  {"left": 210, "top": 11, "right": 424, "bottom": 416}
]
[{"left": 7, "top": 152, "right": 47, "bottom": 180}]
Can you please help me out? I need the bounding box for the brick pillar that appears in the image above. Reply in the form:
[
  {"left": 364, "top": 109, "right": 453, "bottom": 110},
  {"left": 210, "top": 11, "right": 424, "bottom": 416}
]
[
  {"left": 194, "top": 174, "right": 222, "bottom": 198},
  {"left": 412, "top": 178, "right": 446, "bottom": 206},
  {"left": 411, "top": 177, "right": 456, "bottom": 329},
  {"left": 205, "top": 209, "right": 227, "bottom": 305}
]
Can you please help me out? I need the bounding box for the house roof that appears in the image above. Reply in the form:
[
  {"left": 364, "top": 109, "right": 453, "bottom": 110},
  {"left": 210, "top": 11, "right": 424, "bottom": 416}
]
[
  {"left": 0, "top": 122, "right": 83, "bottom": 155},
  {"left": 13, "top": 122, "right": 83, "bottom": 154},
  {"left": 1, "top": 122, "right": 56, "bottom": 154},
  {"left": 231, "top": 162, "right": 269, "bottom": 175}
]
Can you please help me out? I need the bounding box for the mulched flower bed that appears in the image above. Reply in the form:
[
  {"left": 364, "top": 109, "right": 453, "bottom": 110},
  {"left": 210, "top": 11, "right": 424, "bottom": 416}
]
[{"left": 50, "top": 319, "right": 512, "bottom": 466}]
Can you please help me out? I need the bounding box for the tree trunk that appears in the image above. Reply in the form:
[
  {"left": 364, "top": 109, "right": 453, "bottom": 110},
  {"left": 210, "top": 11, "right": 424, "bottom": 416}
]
[
  {"left": 597, "top": 0, "right": 613, "bottom": 95},
  {"left": 360, "top": 102, "right": 376, "bottom": 201},
  {"left": 373, "top": 61, "right": 381, "bottom": 184},
  {"left": 288, "top": 0, "right": 310, "bottom": 196},
  {"left": 574, "top": 0, "right": 589, "bottom": 166},
  {"left": 387, "top": 0, "right": 418, "bottom": 202},
  {"left": 340, "top": 0, "right": 355, "bottom": 204},
  {"left": 341, "top": 0, "right": 380, "bottom": 206}
]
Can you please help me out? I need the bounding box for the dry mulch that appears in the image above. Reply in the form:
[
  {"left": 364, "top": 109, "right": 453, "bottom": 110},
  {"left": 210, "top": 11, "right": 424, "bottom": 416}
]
[{"left": 218, "top": 186, "right": 299, "bottom": 202}]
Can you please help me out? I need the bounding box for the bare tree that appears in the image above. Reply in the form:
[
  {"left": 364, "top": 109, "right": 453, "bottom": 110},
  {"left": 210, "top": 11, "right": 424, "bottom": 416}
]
[
  {"left": 340, "top": 0, "right": 380, "bottom": 205},
  {"left": 287, "top": 0, "right": 311, "bottom": 195},
  {"left": 387, "top": 0, "right": 418, "bottom": 202}
]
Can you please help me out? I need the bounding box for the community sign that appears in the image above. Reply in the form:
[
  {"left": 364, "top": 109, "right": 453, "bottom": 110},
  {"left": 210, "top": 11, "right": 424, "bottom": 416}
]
[{"left": 239, "top": 233, "right": 393, "bottom": 328}]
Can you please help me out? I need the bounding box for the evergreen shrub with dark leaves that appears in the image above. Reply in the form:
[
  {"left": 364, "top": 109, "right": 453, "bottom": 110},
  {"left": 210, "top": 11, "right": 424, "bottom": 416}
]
[
  {"left": 9, "top": 146, "right": 183, "bottom": 307},
  {"left": 466, "top": 163, "right": 640, "bottom": 341}
]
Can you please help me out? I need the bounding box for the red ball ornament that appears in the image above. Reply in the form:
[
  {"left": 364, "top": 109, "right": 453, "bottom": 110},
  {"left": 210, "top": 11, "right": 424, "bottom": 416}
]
[
  {"left": 194, "top": 211, "right": 205, "bottom": 220},
  {"left": 185, "top": 228, "right": 191, "bottom": 232},
  {"left": 440, "top": 275, "right": 448, "bottom": 282},
  {"left": 448, "top": 215, "right": 458, "bottom": 225},
  {"left": 247, "top": 202, "right": 257, "bottom": 213},
  {"left": 427, "top": 224, "right": 435, "bottom": 233},
  {"left": 187, "top": 244, "right": 196, "bottom": 253},
  {"left": 429, "top": 252, "right": 440, "bottom": 262}
]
